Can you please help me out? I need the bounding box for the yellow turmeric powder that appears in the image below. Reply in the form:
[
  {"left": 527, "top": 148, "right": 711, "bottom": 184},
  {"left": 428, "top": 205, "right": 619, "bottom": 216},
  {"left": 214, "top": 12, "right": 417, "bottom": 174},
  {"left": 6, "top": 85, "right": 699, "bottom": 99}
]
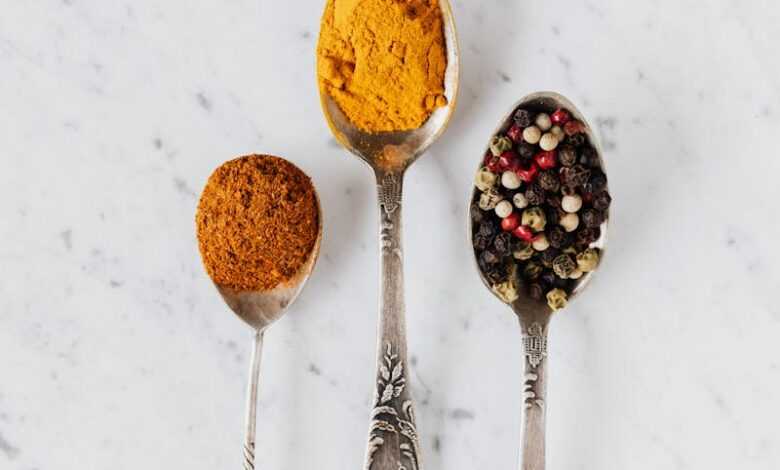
[{"left": 317, "top": 0, "right": 448, "bottom": 133}]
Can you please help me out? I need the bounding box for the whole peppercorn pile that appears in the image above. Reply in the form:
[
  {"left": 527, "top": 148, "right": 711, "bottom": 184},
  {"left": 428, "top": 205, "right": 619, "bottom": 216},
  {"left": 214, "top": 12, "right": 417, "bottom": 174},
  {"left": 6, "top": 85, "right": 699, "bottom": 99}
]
[
  {"left": 471, "top": 105, "right": 611, "bottom": 310},
  {"left": 196, "top": 155, "right": 320, "bottom": 292}
]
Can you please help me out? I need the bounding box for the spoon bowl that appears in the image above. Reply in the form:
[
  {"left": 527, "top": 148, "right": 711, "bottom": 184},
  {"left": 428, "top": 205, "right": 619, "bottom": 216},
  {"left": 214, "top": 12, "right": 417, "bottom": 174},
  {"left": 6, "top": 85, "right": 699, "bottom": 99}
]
[
  {"left": 200, "top": 166, "right": 323, "bottom": 470},
  {"left": 319, "top": 0, "right": 459, "bottom": 171},
  {"left": 216, "top": 191, "right": 323, "bottom": 332},
  {"left": 317, "top": 2, "right": 459, "bottom": 469},
  {"left": 469, "top": 91, "right": 610, "bottom": 315},
  {"left": 468, "top": 91, "right": 610, "bottom": 470}
]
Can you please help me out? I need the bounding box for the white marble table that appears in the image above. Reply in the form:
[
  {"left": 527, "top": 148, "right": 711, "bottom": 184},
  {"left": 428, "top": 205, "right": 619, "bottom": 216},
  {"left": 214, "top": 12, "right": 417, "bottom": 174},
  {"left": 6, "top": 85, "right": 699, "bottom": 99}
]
[{"left": 2, "top": 1, "right": 779, "bottom": 469}]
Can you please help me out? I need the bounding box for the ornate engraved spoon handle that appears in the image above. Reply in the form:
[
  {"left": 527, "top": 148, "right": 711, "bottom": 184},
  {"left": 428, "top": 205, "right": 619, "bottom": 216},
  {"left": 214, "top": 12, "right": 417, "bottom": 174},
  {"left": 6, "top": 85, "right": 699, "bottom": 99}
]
[
  {"left": 364, "top": 170, "right": 422, "bottom": 470},
  {"left": 243, "top": 330, "right": 264, "bottom": 470},
  {"left": 519, "top": 320, "right": 549, "bottom": 470}
]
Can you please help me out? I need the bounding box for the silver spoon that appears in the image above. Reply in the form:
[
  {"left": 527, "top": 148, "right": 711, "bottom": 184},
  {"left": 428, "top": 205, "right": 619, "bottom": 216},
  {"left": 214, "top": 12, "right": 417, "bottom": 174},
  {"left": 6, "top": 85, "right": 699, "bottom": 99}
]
[
  {"left": 203, "top": 193, "right": 323, "bottom": 470},
  {"left": 468, "top": 92, "right": 610, "bottom": 470},
  {"left": 317, "top": 2, "right": 459, "bottom": 469}
]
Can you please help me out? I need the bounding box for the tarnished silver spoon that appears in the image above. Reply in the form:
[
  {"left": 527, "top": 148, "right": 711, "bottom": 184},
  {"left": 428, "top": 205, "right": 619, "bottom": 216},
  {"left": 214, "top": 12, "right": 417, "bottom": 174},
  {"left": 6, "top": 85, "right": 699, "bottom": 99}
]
[
  {"left": 317, "top": 2, "right": 459, "bottom": 469},
  {"left": 200, "top": 189, "right": 323, "bottom": 470},
  {"left": 469, "top": 92, "right": 610, "bottom": 470}
]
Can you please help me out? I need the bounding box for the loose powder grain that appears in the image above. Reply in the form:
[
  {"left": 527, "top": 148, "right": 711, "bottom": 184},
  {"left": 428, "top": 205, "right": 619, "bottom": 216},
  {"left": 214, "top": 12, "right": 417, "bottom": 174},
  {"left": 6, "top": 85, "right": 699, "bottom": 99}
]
[{"left": 196, "top": 155, "right": 319, "bottom": 292}]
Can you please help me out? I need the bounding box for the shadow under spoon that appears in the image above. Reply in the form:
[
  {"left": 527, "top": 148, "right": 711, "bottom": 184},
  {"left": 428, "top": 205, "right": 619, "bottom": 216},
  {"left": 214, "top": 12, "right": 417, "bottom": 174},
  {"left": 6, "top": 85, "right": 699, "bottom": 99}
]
[{"left": 317, "top": 2, "right": 460, "bottom": 469}]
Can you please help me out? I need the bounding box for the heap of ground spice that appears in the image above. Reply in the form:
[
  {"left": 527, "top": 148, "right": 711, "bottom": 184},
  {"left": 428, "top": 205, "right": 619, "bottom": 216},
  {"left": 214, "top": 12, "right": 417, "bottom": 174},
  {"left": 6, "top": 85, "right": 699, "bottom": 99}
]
[
  {"left": 196, "top": 155, "right": 319, "bottom": 292},
  {"left": 317, "top": 0, "right": 448, "bottom": 133}
]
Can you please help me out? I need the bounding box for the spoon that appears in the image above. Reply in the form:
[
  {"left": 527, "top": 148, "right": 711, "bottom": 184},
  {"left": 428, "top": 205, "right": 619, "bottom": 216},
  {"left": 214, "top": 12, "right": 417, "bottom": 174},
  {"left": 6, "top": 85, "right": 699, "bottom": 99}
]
[
  {"left": 468, "top": 92, "right": 610, "bottom": 470},
  {"left": 317, "top": 2, "right": 459, "bottom": 469},
  {"left": 206, "top": 195, "right": 323, "bottom": 470}
]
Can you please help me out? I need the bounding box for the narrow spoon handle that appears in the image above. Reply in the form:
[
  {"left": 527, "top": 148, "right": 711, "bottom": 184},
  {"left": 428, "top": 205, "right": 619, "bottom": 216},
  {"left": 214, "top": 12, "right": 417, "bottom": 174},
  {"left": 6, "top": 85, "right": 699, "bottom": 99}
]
[
  {"left": 519, "top": 320, "right": 549, "bottom": 470},
  {"left": 243, "top": 330, "right": 264, "bottom": 470},
  {"left": 363, "top": 170, "right": 422, "bottom": 470}
]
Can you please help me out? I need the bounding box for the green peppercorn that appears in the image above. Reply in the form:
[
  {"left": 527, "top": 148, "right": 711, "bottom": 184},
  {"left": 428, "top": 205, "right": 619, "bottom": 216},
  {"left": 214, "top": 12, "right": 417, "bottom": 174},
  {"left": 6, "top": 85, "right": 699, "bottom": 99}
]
[
  {"left": 490, "top": 136, "right": 513, "bottom": 157},
  {"left": 521, "top": 206, "right": 547, "bottom": 232},
  {"left": 547, "top": 288, "right": 568, "bottom": 311},
  {"left": 576, "top": 248, "right": 600, "bottom": 272},
  {"left": 492, "top": 279, "right": 519, "bottom": 303},
  {"left": 513, "top": 242, "right": 535, "bottom": 261},
  {"left": 478, "top": 188, "right": 503, "bottom": 211}
]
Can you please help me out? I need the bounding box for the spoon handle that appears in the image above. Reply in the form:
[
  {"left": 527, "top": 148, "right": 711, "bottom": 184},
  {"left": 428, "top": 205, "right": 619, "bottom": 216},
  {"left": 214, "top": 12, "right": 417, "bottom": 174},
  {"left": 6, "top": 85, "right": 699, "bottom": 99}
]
[
  {"left": 243, "top": 330, "right": 264, "bottom": 470},
  {"left": 518, "top": 320, "right": 549, "bottom": 470},
  {"left": 363, "top": 170, "right": 422, "bottom": 470}
]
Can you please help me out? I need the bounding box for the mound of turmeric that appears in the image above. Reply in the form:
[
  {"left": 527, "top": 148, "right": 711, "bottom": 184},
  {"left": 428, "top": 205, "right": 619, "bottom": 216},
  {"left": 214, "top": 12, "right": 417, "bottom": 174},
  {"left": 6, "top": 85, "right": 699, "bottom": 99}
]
[{"left": 317, "top": 0, "right": 448, "bottom": 133}]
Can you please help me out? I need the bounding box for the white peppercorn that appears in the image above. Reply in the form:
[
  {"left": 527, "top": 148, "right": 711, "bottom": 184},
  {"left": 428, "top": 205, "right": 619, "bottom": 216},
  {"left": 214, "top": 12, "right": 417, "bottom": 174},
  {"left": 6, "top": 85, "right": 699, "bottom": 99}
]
[
  {"left": 475, "top": 168, "right": 498, "bottom": 191},
  {"left": 523, "top": 126, "right": 542, "bottom": 145},
  {"left": 513, "top": 193, "right": 529, "bottom": 209},
  {"left": 535, "top": 113, "right": 552, "bottom": 131},
  {"left": 532, "top": 234, "right": 550, "bottom": 251},
  {"left": 539, "top": 133, "right": 559, "bottom": 151},
  {"left": 560, "top": 212, "right": 579, "bottom": 232},
  {"left": 495, "top": 200, "right": 513, "bottom": 218},
  {"left": 501, "top": 170, "right": 521, "bottom": 190},
  {"left": 561, "top": 194, "right": 583, "bottom": 213}
]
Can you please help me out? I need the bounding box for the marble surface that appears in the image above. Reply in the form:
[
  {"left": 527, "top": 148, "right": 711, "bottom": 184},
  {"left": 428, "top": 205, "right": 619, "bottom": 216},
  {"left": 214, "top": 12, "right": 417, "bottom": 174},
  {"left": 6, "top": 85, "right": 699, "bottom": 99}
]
[{"left": 2, "top": 1, "right": 780, "bottom": 469}]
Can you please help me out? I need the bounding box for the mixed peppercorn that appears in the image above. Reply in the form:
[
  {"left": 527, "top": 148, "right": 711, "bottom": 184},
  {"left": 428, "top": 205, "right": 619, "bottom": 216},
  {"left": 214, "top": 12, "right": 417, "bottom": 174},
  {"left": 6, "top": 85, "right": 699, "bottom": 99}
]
[{"left": 471, "top": 105, "right": 611, "bottom": 311}]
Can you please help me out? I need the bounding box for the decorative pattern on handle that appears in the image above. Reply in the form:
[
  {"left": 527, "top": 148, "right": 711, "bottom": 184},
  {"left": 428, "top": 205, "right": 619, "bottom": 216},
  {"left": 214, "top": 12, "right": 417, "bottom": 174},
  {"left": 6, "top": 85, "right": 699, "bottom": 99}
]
[
  {"left": 243, "top": 441, "right": 255, "bottom": 470},
  {"left": 365, "top": 342, "right": 420, "bottom": 470},
  {"left": 522, "top": 323, "right": 547, "bottom": 410},
  {"left": 378, "top": 174, "right": 401, "bottom": 215},
  {"left": 379, "top": 174, "right": 403, "bottom": 258}
]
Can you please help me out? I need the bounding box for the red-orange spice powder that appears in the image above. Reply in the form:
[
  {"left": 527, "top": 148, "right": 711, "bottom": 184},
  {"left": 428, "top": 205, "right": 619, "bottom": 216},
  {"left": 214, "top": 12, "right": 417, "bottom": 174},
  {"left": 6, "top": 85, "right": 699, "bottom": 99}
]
[{"left": 196, "top": 155, "right": 319, "bottom": 292}]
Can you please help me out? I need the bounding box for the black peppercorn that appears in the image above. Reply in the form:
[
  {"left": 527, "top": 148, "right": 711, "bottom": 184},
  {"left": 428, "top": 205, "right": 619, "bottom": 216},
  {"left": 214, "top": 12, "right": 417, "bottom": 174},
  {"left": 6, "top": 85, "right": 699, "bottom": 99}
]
[
  {"left": 565, "top": 133, "right": 586, "bottom": 147},
  {"left": 538, "top": 170, "right": 560, "bottom": 192},
  {"left": 540, "top": 248, "right": 561, "bottom": 268},
  {"left": 553, "top": 275, "right": 572, "bottom": 289},
  {"left": 553, "top": 253, "right": 577, "bottom": 278},
  {"left": 561, "top": 164, "right": 591, "bottom": 188},
  {"left": 547, "top": 226, "right": 573, "bottom": 249},
  {"left": 525, "top": 183, "right": 546, "bottom": 206},
  {"left": 470, "top": 203, "right": 484, "bottom": 223},
  {"left": 479, "top": 250, "right": 500, "bottom": 267},
  {"left": 581, "top": 208, "right": 605, "bottom": 228},
  {"left": 528, "top": 283, "right": 544, "bottom": 300},
  {"left": 576, "top": 227, "right": 601, "bottom": 247},
  {"left": 493, "top": 232, "right": 513, "bottom": 257},
  {"left": 513, "top": 108, "right": 535, "bottom": 127},
  {"left": 558, "top": 145, "right": 577, "bottom": 167},
  {"left": 592, "top": 191, "right": 612, "bottom": 211},
  {"left": 484, "top": 265, "right": 509, "bottom": 284},
  {"left": 517, "top": 142, "right": 536, "bottom": 161},
  {"left": 539, "top": 270, "right": 556, "bottom": 289},
  {"left": 579, "top": 146, "right": 599, "bottom": 167},
  {"left": 546, "top": 193, "right": 562, "bottom": 209},
  {"left": 473, "top": 220, "right": 497, "bottom": 251},
  {"left": 545, "top": 206, "right": 561, "bottom": 226},
  {"left": 586, "top": 171, "right": 608, "bottom": 193}
]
